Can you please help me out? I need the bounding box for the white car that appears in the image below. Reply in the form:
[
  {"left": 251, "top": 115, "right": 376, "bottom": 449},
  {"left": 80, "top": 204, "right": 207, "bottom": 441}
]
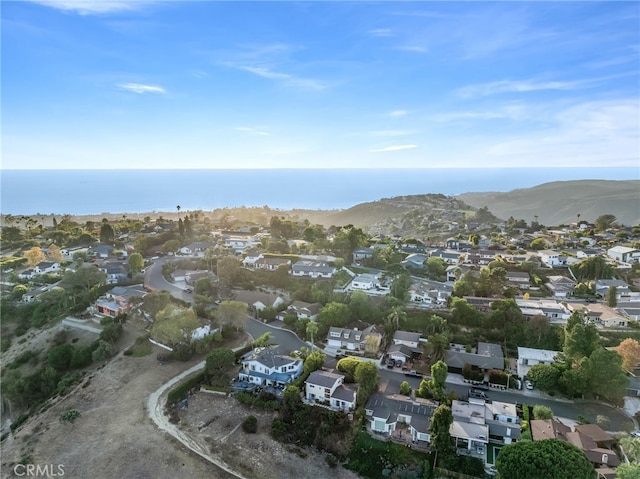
[
  {"left": 525, "top": 380, "right": 534, "bottom": 390},
  {"left": 630, "top": 430, "right": 640, "bottom": 438}
]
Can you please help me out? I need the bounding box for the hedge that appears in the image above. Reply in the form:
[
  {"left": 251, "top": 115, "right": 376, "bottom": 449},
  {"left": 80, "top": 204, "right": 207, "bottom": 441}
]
[{"left": 167, "top": 372, "right": 204, "bottom": 404}]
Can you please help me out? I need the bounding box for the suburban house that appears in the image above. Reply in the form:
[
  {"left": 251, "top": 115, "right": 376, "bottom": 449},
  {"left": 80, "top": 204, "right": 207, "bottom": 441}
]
[
  {"left": 18, "top": 269, "right": 34, "bottom": 280},
  {"left": 98, "top": 262, "right": 129, "bottom": 284},
  {"left": 242, "top": 254, "right": 264, "bottom": 269},
  {"left": 22, "top": 285, "right": 52, "bottom": 303},
  {"left": 446, "top": 342, "right": 504, "bottom": 374},
  {"left": 254, "top": 257, "right": 291, "bottom": 271},
  {"left": 91, "top": 244, "right": 114, "bottom": 258},
  {"left": 277, "top": 301, "right": 322, "bottom": 322},
  {"left": 409, "top": 281, "right": 451, "bottom": 307},
  {"left": 515, "top": 298, "right": 570, "bottom": 323},
  {"left": 402, "top": 253, "right": 428, "bottom": 269},
  {"left": 463, "top": 296, "right": 495, "bottom": 313},
  {"left": 93, "top": 285, "right": 147, "bottom": 317},
  {"left": 505, "top": 271, "right": 531, "bottom": 290},
  {"left": 429, "top": 248, "right": 461, "bottom": 265},
  {"left": 232, "top": 289, "right": 286, "bottom": 312},
  {"left": 517, "top": 347, "right": 561, "bottom": 379},
  {"left": 352, "top": 247, "right": 374, "bottom": 263},
  {"left": 178, "top": 241, "right": 215, "bottom": 256},
  {"left": 595, "top": 279, "right": 630, "bottom": 298},
  {"left": 392, "top": 331, "right": 422, "bottom": 350},
  {"left": 33, "top": 261, "right": 61, "bottom": 275},
  {"left": 450, "top": 400, "right": 489, "bottom": 460},
  {"left": 568, "top": 303, "right": 629, "bottom": 328},
  {"left": 364, "top": 393, "right": 436, "bottom": 448},
  {"left": 607, "top": 246, "right": 639, "bottom": 264},
  {"left": 60, "top": 246, "right": 90, "bottom": 261},
  {"left": 291, "top": 260, "right": 336, "bottom": 279},
  {"left": 538, "top": 250, "right": 567, "bottom": 267},
  {"left": 238, "top": 347, "right": 303, "bottom": 387},
  {"left": 305, "top": 370, "right": 356, "bottom": 412},
  {"left": 326, "top": 325, "right": 381, "bottom": 352},
  {"left": 350, "top": 273, "right": 382, "bottom": 291},
  {"left": 576, "top": 248, "right": 599, "bottom": 259},
  {"left": 545, "top": 276, "right": 576, "bottom": 298},
  {"left": 531, "top": 420, "right": 620, "bottom": 475}
]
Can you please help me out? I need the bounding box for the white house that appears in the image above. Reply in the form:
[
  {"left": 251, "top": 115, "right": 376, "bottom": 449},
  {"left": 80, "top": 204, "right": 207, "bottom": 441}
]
[
  {"left": 33, "top": 262, "right": 61, "bottom": 275},
  {"left": 305, "top": 370, "right": 356, "bottom": 412},
  {"left": 607, "top": 246, "right": 639, "bottom": 264},
  {"left": 238, "top": 347, "right": 303, "bottom": 386},
  {"left": 538, "top": 250, "right": 567, "bottom": 267},
  {"left": 350, "top": 273, "right": 381, "bottom": 291},
  {"left": 326, "top": 325, "right": 381, "bottom": 352},
  {"left": 278, "top": 301, "right": 322, "bottom": 322},
  {"left": 517, "top": 347, "right": 561, "bottom": 379},
  {"left": 545, "top": 276, "right": 576, "bottom": 298},
  {"left": 392, "top": 331, "right": 421, "bottom": 350},
  {"left": 242, "top": 254, "right": 264, "bottom": 268}
]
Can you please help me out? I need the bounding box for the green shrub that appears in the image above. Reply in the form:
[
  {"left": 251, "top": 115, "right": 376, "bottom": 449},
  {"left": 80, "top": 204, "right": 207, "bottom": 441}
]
[
  {"left": 59, "top": 409, "right": 81, "bottom": 423},
  {"left": 242, "top": 415, "right": 258, "bottom": 433},
  {"left": 167, "top": 372, "right": 204, "bottom": 404}
]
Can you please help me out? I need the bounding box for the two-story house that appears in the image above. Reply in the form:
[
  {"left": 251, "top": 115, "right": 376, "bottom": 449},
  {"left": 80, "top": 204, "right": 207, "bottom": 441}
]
[
  {"left": 277, "top": 301, "right": 322, "bottom": 322},
  {"left": 94, "top": 285, "right": 147, "bottom": 317},
  {"left": 326, "top": 325, "right": 381, "bottom": 352},
  {"left": 545, "top": 276, "right": 576, "bottom": 298},
  {"left": 238, "top": 347, "right": 303, "bottom": 387},
  {"left": 305, "top": 370, "right": 356, "bottom": 411},
  {"left": 33, "top": 261, "right": 61, "bottom": 275}
]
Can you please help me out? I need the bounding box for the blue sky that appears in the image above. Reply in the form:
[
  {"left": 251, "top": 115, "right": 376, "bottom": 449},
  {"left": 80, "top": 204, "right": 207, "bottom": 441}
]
[{"left": 2, "top": 0, "right": 639, "bottom": 169}]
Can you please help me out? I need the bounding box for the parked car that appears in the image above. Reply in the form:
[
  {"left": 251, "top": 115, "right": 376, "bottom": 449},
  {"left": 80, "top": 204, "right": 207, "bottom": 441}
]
[
  {"left": 386, "top": 360, "right": 395, "bottom": 369},
  {"left": 468, "top": 387, "right": 489, "bottom": 399},
  {"left": 630, "top": 430, "right": 640, "bottom": 438},
  {"left": 525, "top": 380, "right": 534, "bottom": 390},
  {"left": 404, "top": 370, "right": 422, "bottom": 378}
]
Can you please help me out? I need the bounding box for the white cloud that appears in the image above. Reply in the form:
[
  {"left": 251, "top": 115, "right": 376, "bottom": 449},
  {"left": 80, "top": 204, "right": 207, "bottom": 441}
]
[
  {"left": 396, "top": 45, "right": 429, "bottom": 53},
  {"left": 118, "top": 82, "right": 166, "bottom": 94},
  {"left": 457, "top": 78, "right": 594, "bottom": 98},
  {"left": 368, "top": 28, "right": 393, "bottom": 37},
  {"left": 370, "top": 144, "right": 418, "bottom": 153},
  {"left": 235, "top": 127, "right": 269, "bottom": 137},
  {"left": 237, "top": 66, "right": 327, "bottom": 91},
  {"left": 28, "top": 0, "right": 157, "bottom": 15},
  {"left": 389, "top": 110, "right": 408, "bottom": 117}
]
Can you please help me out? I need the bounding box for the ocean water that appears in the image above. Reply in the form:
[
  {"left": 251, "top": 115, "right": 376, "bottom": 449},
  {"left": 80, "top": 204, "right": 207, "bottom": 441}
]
[{"left": 1, "top": 168, "right": 637, "bottom": 216}]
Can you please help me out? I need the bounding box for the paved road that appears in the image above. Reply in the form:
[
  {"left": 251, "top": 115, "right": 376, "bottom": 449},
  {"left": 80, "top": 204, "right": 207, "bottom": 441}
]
[{"left": 144, "top": 257, "right": 193, "bottom": 302}]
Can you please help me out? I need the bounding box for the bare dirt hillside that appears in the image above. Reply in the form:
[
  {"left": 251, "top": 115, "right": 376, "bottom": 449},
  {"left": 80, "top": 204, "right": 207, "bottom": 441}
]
[{"left": 456, "top": 179, "right": 640, "bottom": 226}]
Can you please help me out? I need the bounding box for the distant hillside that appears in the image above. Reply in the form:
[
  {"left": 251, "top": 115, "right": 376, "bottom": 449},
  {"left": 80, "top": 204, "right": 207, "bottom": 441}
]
[
  {"left": 297, "top": 194, "right": 478, "bottom": 234},
  {"left": 456, "top": 180, "right": 640, "bottom": 226}
]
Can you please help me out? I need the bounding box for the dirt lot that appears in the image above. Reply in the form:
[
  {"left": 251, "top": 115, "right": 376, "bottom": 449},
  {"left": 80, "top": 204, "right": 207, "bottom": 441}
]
[{"left": 0, "top": 320, "right": 361, "bottom": 479}]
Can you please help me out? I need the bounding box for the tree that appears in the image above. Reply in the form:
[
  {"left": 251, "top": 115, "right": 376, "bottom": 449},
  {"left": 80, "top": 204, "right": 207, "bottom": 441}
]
[
  {"left": 317, "top": 302, "right": 351, "bottom": 338},
  {"left": 303, "top": 350, "right": 325, "bottom": 375},
  {"left": 162, "top": 239, "right": 181, "bottom": 255},
  {"left": 48, "top": 344, "right": 75, "bottom": 371},
  {"left": 586, "top": 347, "right": 629, "bottom": 402},
  {"left": 348, "top": 290, "right": 372, "bottom": 322},
  {"left": 337, "top": 357, "right": 362, "bottom": 382},
  {"left": 216, "top": 257, "right": 242, "bottom": 286},
  {"left": 606, "top": 286, "right": 617, "bottom": 307},
  {"left": 572, "top": 256, "right": 613, "bottom": 282},
  {"left": 530, "top": 238, "right": 548, "bottom": 250},
  {"left": 563, "top": 312, "right": 599, "bottom": 363},
  {"left": 151, "top": 305, "right": 200, "bottom": 345},
  {"left": 616, "top": 338, "right": 640, "bottom": 371},
  {"left": 400, "top": 381, "right": 412, "bottom": 396},
  {"left": 47, "top": 244, "right": 64, "bottom": 262},
  {"left": 215, "top": 301, "right": 248, "bottom": 330},
  {"left": 306, "top": 321, "right": 318, "bottom": 345},
  {"left": 99, "top": 223, "right": 115, "bottom": 243},
  {"left": 354, "top": 361, "right": 379, "bottom": 405},
  {"left": 24, "top": 246, "right": 46, "bottom": 267},
  {"left": 425, "top": 332, "right": 450, "bottom": 364},
  {"left": 127, "top": 252, "right": 144, "bottom": 274},
  {"left": 390, "top": 273, "right": 411, "bottom": 302},
  {"left": 532, "top": 405, "right": 553, "bottom": 420},
  {"left": 194, "top": 277, "right": 213, "bottom": 297},
  {"left": 430, "top": 404, "right": 453, "bottom": 454},
  {"left": 60, "top": 266, "right": 107, "bottom": 297},
  {"left": 91, "top": 340, "right": 114, "bottom": 362},
  {"left": 431, "top": 360, "right": 448, "bottom": 391},
  {"left": 204, "top": 348, "right": 235, "bottom": 383},
  {"left": 594, "top": 214, "right": 617, "bottom": 231},
  {"left": 426, "top": 257, "right": 447, "bottom": 281},
  {"left": 616, "top": 463, "right": 640, "bottom": 479},
  {"left": 495, "top": 439, "right": 594, "bottom": 479},
  {"left": 142, "top": 290, "right": 172, "bottom": 319},
  {"left": 527, "top": 364, "right": 561, "bottom": 392},
  {"left": 252, "top": 332, "right": 274, "bottom": 348}
]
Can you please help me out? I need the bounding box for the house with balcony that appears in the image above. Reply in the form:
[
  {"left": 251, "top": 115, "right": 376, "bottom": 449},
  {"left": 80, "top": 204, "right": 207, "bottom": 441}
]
[
  {"left": 305, "top": 370, "right": 356, "bottom": 412},
  {"left": 538, "top": 250, "right": 567, "bottom": 267},
  {"left": 365, "top": 393, "right": 436, "bottom": 448},
  {"left": 238, "top": 347, "right": 303, "bottom": 387},
  {"left": 567, "top": 303, "right": 629, "bottom": 328}
]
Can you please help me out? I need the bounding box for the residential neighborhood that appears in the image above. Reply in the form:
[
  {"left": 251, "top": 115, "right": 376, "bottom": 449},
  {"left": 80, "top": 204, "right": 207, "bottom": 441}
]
[{"left": 1, "top": 206, "right": 640, "bottom": 479}]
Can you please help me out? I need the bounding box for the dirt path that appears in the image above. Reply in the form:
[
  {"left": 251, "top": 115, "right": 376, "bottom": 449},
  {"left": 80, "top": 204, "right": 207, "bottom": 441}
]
[{"left": 146, "top": 360, "right": 250, "bottom": 479}]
